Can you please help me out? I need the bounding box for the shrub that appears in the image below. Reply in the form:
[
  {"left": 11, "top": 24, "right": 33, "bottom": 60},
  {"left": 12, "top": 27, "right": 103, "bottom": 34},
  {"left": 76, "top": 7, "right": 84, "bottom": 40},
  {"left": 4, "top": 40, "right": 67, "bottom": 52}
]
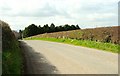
[{"left": 0, "top": 20, "right": 23, "bottom": 74}]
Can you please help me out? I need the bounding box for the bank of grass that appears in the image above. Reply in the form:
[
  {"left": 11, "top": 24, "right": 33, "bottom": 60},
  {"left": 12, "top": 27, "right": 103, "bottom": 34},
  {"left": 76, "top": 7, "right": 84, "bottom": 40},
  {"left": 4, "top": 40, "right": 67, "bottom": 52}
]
[
  {"left": 2, "top": 41, "right": 23, "bottom": 74},
  {"left": 1, "top": 20, "right": 23, "bottom": 74},
  {"left": 25, "top": 37, "right": 119, "bottom": 53}
]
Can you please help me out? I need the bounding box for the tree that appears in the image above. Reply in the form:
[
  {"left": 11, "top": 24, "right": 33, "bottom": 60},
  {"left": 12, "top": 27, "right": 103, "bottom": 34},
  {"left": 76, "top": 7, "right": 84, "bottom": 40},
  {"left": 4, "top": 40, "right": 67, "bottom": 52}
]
[
  {"left": 76, "top": 24, "right": 80, "bottom": 29},
  {"left": 23, "top": 23, "right": 81, "bottom": 38},
  {"left": 23, "top": 24, "right": 39, "bottom": 37},
  {"left": 23, "top": 27, "right": 29, "bottom": 37},
  {"left": 19, "top": 30, "right": 22, "bottom": 39},
  {"left": 38, "top": 25, "right": 43, "bottom": 34},
  {"left": 58, "top": 26, "right": 64, "bottom": 31},
  {"left": 71, "top": 25, "right": 76, "bottom": 30},
  {"left": 50, "top": 23, "right": 55, "bottom": 32},
  {"left": 63, "top": 24, "right": 71, "bottom": 31},
  {"left": 43, "top": 24, "right": 50, "bottom": 33}
]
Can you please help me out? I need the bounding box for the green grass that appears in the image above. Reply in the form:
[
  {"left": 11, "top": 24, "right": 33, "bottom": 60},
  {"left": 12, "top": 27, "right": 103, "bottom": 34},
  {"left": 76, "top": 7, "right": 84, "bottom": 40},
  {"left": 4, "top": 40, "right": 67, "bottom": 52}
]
[
  {"left": 25, "top": 37, "right": 119, "bottom": 53},
  {"left": 1, "top": 20, "right": 23, "bottom": 75},
  {"left": 2, "top": 41, "right": 23, "bottom": 74}
]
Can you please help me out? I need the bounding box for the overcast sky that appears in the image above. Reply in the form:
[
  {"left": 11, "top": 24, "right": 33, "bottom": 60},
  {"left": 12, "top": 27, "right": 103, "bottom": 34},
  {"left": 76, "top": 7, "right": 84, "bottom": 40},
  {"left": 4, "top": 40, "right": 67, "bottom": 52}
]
[{"left": 0, "top": 0, "right": 119, "bottom": 31}]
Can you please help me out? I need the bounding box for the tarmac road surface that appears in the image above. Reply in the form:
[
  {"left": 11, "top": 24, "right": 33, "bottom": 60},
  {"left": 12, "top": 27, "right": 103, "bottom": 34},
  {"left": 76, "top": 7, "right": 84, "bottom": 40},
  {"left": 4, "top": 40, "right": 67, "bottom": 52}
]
[{"left": 20, "top": 40, "right": 118, "bottom": 74}]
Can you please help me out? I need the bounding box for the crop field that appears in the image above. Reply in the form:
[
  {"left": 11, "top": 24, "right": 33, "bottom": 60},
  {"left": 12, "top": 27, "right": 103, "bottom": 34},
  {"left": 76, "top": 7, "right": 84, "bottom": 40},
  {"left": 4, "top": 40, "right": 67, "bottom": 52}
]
[
  {"left": 31, "top": 26, "right": 120, "bottom": 44},
  {"left": 25, "top": 26, "right": 120, "bottom": 53}
]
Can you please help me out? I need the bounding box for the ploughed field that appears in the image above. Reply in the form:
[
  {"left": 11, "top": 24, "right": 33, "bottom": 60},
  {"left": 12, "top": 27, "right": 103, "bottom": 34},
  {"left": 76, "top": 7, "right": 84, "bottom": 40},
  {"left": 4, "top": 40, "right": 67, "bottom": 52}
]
[{"left": 32, "top": 26, "right": 120, "bottom": 44}]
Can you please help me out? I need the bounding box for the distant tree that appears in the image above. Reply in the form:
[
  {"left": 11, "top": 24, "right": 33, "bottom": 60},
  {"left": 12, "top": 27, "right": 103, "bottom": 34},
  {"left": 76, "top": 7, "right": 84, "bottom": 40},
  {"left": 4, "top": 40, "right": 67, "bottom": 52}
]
[
  {"left": 76, "top": 24, "right": 80, "bottom": 29},
  {"left": 50, "top": 23, "right": 55, "bottom": 32},
  {"left": 58, "top": 26, "right": 64, "bottom": 31},
  {"left": 71, "top": 25, "right": 76, "bottom": 30},
  {"left": 23, "top": 23, "right": 81, "bottom": 38},
  {"left": 63, "top": 24, "right": 71, "bottom": 31},
  {"left": 23, "top": 27, "right": 28, "bottom": 37},
  {"left": 19, "top": 30, "right": 22, "bottom": 39},
  {"left": 54, "top": 26, "right": 59, "bottom": 32},
  {"left": 43, "top": 24, "right": 50, "bottom": 33},
  {"left": 38, "top": 25, "right": 43, "bottom": 34},
  {"left": 23, "top": 24, "right": 39, "bottom": 37}
]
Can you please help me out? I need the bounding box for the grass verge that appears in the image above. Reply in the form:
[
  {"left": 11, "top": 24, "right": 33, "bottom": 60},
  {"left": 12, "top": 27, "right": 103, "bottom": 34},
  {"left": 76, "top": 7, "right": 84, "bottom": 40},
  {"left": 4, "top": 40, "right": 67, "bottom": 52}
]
[
  {"left": 25, "top": 37, "right": 119, "bottom": 53},
  {"left": 2, "top": 41, "right": 23, "bottom": 74}
]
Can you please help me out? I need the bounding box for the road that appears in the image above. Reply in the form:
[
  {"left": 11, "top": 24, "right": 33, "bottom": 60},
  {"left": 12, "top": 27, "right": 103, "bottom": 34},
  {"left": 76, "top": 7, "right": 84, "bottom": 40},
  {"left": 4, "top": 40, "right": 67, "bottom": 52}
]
[{"left": 21, "top": 40, "right": 118, "bottom": 74}]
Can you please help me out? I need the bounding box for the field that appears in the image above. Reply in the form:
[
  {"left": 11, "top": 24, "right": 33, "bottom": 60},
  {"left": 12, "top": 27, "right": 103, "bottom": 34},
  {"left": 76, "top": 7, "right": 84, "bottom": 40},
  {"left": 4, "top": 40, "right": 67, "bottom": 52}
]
[
  {"left": 31, "top": 26, "right": 120, "bottom": 44},
  {"left": 26, "top": 26, "right": 120, "bottom": 53}
]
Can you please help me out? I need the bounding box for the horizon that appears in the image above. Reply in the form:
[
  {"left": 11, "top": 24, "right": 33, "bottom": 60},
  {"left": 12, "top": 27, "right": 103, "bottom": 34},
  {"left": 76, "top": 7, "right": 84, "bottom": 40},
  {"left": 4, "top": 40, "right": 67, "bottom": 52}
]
[
  {"left": 11, "top": 24, "right": 118, "bottom": 32},
  {"left": 0, "top": 0, "right": 119, "bottom": 31}
]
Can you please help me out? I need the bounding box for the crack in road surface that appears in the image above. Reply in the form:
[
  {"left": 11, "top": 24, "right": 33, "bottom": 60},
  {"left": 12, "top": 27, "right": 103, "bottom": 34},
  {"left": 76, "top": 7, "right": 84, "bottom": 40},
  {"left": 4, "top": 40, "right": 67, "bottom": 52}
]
[{"left": 20, "top": 40, "right": 118, "bottom": 74}]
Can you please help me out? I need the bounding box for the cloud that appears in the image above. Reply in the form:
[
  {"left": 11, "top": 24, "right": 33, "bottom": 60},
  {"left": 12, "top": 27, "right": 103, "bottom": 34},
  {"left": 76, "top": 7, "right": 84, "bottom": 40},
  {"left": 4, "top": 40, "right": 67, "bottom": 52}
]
[
  {"left": 0, "top": 0, "right": 71, "bottom": 18},
  {"left": 0, "top": 0, "right": 119, "bottom": 30}
]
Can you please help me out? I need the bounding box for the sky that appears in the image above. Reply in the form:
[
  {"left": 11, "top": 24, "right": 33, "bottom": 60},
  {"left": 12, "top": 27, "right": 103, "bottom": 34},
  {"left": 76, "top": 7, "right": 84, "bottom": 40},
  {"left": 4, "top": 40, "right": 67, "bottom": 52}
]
[{"left": 0, "top": 0, "right": 119, "bottom": 31}]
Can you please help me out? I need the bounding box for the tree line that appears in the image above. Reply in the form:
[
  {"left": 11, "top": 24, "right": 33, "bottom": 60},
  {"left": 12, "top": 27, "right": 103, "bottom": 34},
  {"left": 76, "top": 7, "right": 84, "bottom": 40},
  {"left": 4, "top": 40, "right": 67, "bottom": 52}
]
[{"left": 21, "top": 23, "right": 80, "bottom": 38}]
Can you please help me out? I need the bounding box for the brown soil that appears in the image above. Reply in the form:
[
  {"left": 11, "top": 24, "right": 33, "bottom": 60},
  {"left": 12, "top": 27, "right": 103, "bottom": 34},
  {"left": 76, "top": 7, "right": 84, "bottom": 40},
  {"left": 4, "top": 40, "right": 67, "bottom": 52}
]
[{"left": 32, "top": 26, "right": 120, "bottom": 44}]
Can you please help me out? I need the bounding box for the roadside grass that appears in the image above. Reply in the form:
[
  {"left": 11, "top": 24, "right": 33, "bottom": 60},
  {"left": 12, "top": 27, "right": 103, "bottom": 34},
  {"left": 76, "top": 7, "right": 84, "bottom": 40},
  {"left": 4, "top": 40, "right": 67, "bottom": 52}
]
[
  {"left": 2, "top": 41, "right": 23, "bottom": 74},
  {"left": 1, "top": 20, "right": 23, "bottom": 74},
  {"left": 25, "top": 37, "right": 119, "bottom": 53}
]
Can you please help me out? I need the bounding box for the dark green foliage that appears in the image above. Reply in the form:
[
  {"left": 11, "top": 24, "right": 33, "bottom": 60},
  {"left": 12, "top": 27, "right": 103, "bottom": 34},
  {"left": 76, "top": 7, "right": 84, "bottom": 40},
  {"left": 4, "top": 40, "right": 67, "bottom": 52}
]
[
  {"left": 76, "top": 24, "right": 80, "bottom": 29},
  {"left": 23, "top": 24, "right": 40, "bottom": 37},
  {"left": 18, "top": 30, "right": 22, "bottom": 39},
  {"left": 2, "top": 41, "right": 22, "bottom": 74},
  {"left": 23, "top": 23, "right": 81, "bottom": 38},
  {"left": 38, "top": 25, "right": 43, "bottom": 34},
  {"left": 71, "top": 25, "right": 77, "bottom": 30},
  {"left": 43, "top": 24, "right": 50, "bottom": 33},
  {"left": 63, "top": 24, "right": 71, "bottom": 31},
  {"left": 0, "top": 20, "right": 23, "bottom": 74},
  {"left": 1, "top": 21, "right": 16, "bottom": 50},
  {"left": 50, "top": 23, "right": 55, "bottom": 32}
]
